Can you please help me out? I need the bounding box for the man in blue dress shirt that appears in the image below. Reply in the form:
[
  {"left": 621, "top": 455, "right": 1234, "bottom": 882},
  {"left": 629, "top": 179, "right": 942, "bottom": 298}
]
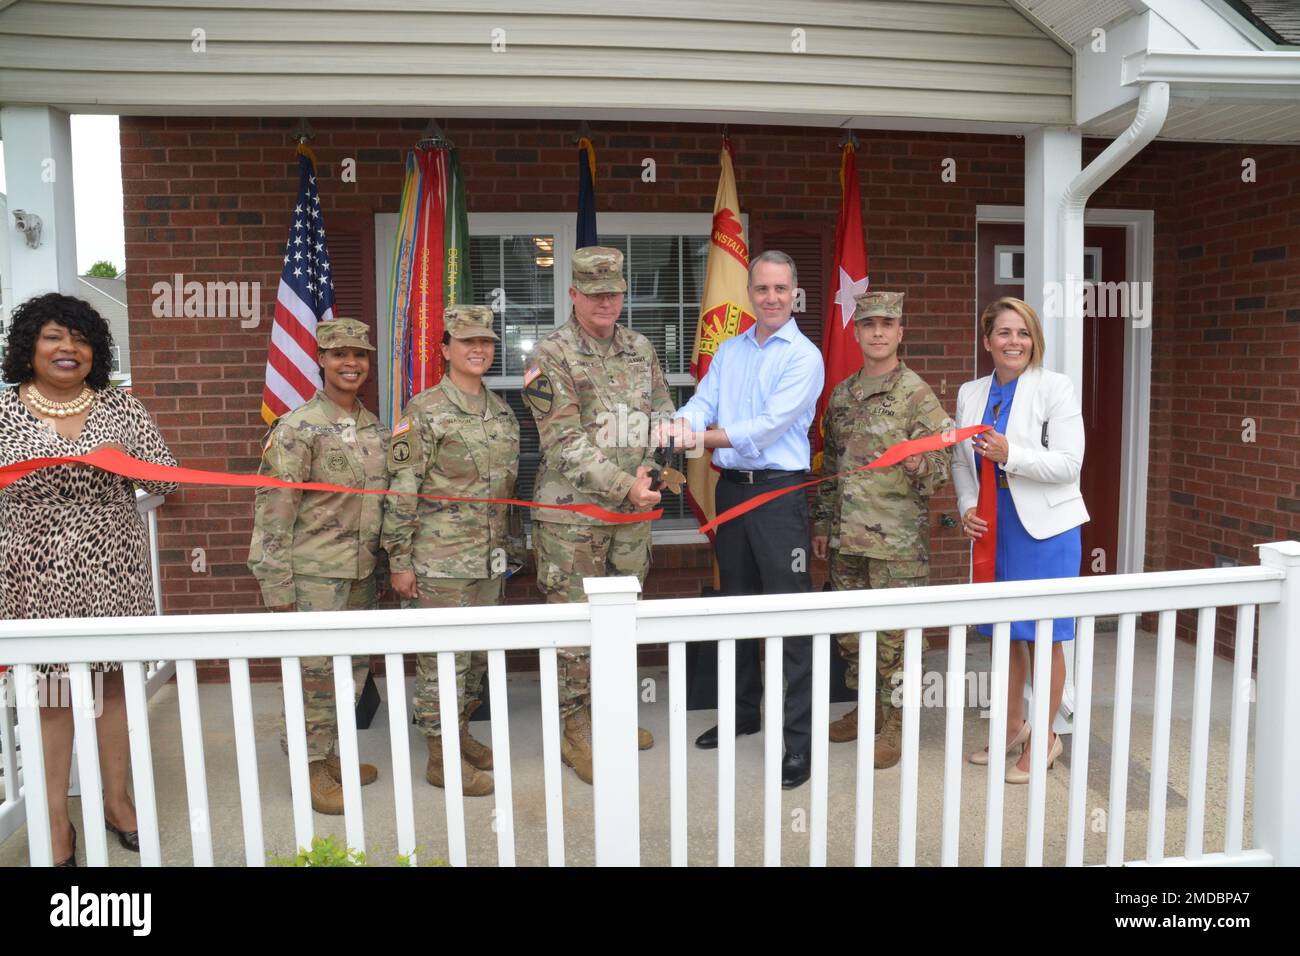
[{"left": 659, "top": 250, "right": 824, "bottom": 788}]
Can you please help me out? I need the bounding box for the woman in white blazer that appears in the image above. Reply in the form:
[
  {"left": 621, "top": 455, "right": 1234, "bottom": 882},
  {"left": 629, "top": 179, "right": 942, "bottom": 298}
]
[{"left": 952, "top": 297, "right": 1089, "bottom": 784}]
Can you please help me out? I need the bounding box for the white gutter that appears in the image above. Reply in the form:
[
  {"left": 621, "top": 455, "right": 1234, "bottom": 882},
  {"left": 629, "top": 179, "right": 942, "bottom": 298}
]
[
  {"left": 1124, "top": 51, "right": 1300, "bottom": 88},
  {"left": 1057, "top": 81, "right": 1170, "bottom": 389}
]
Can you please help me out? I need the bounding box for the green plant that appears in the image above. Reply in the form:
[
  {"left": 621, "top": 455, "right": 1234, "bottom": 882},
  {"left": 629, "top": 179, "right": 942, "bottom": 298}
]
[
  {"left": 270, "top": 836, "right": 448, "bottom": 867},
  {"left": 86, "top": 260, "right": 119, "bottom": 279},
  {"left": 271, "top": 835, "right": 366, "bottom": 867}
]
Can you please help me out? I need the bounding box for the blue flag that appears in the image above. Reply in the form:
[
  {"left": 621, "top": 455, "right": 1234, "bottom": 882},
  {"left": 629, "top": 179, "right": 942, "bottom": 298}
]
[{"left": 576, "top": 137, "right": 597, "bottom": 249}]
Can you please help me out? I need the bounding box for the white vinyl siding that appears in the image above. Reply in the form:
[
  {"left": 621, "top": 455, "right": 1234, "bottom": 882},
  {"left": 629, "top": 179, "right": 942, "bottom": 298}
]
[{"left": 0, "top": 0, "right": 1073, "bottom": 126}]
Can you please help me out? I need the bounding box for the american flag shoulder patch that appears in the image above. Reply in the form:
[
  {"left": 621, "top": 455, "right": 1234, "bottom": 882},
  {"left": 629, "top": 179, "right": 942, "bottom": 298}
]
[
  {"left": 523, "top": 365, "right": 541, "bottom": 388},
  {"left": 392, "top": 418, "right": 412, "bottom": 437}
]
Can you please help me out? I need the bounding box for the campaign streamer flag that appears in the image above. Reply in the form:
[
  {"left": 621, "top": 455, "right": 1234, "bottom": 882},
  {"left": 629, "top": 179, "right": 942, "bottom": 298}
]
[
  {"left": 686, "top": 139, "right": 755, "bottom": 540},
  {"left": 576, "top": 136, "right": 598, "bottom": 249},
  {"left": 384, "top": 144, "right": 474, "bottom": 424},
  {"left": 261, "top": 144, "right": 336, "bottom": 425},
  {"left": 814, "top": 140, "right": 870, "bottom": 472}
]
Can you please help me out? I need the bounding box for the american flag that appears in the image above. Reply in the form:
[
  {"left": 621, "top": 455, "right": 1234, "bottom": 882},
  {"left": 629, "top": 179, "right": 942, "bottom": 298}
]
[{"left": 260, "top": 146, "right": 335, "bottom": 425}]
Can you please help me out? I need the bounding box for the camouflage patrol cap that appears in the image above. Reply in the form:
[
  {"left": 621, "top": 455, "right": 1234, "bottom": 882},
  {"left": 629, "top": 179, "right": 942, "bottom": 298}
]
[
  {"left": 444, "top": 304, "right": 500, "bottom": 341},
  {"left": 316, "top": 317, "right": 376, "bottom": 351},
  {"left": 854, "top": 290, "right": 905, "bottom": 322},
  {"left": 571, "top": 246, "right": 627, "bottom": 294}
]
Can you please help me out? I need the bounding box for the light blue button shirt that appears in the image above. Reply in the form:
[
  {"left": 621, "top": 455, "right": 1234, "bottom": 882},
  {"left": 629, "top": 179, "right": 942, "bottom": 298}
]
[{"left": 675, "top": 317, "right": 824, "bottom": 471}]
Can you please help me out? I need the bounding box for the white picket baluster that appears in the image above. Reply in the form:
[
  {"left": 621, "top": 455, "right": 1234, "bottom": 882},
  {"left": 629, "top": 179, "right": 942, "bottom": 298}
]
[
  {"left": 1106, "top": 613, "right": 1138, "bottom": 866},
  {"left": 1065, "top": 616, "right": 1096, "bottom": 866},
  {"left": 280, "top": 656, "right": 313, "bottom": 855},
  {"left": 13, "top": 666, "right": 51, "bottom": 866},
  {"left": 762, "top": 636, "right": 782, "bottom": 867},
  {"left": 717, "top": 637, "right": 736, "bottom": 868},
  {"left": 941, "top": 625, "right": 966, "bottom": 866},
  {"left": 1025, "top": 618, "right": 1054, "bottom": 866},
  {"left": 175, "top": 659, "right": 213, "bottom": 866},
  {"left": 0, "top": 672, "right": 17, "bottom": 804},
  {"left": 228, "top": 658, "right": 265, "bottom": 866},
  {"left": 485, "top": 649, "right": 514, "bottom": 867},
  {"left": 809, "top": 633, "right": 830, "bottom": 867},
  {"left": 537, "top": 647, "right": 564, "bottom": 866},
  {"left": 668, "top": 641, "right": 687, "bottom": 868},
  {"left": 982, "top": 622, "right": 1011, "bottom": 867},
  {"left": 1146, "top": 610, "right": 1177, "bottom": 862},
  {"left": 384, "top": 653, "right": 417, "bottom": 866},
  {"left": 853, "top": 631, "right": 877, "bottom": 867},
  {"left": 1225, "top": 606, "right": 1255, "bottom": 856},
  {"left": 121, "top": 661, "right": 162, "bottom": 866},
  {"left": 437, "top": 650, "right": 465, "bottom": 866},
  {"left": 1185, "top": 606, "right": 1216, "bottom": 859},
  {"left": 898, "top": 627, "right": 923, "bottom": 867},
  {"left": 68, "top": 664, "right": 108, "bottom": 867}
]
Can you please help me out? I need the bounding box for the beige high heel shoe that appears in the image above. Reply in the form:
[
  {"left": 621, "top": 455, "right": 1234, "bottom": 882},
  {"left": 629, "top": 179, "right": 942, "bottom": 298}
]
[
  {"left": 968, "top": 720, "right": 1030, "bottom": 765},
  {"left": 1005, "top": 731, "right": 1064, "bottom": 784}
]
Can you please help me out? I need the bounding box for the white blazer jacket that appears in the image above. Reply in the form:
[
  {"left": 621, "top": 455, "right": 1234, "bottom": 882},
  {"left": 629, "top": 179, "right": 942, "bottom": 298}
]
[{"left": 951, "top": 366, "right": 1090, "bottom": 540}]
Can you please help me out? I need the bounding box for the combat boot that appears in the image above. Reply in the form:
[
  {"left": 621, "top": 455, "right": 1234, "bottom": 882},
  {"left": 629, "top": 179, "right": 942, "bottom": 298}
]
[
  {"left": 460, "top": 701, "right": 494, "bottom": 771},
  {"left": 308, "top": 760, "right": 345, "bottom": 815},
  {"left": 426, "top": 734, "right": 494, "bottom": 796},
  {"left": 828, "top": 707, "right": 858, "bottom": 743},
  {"left": 875, "top": 705, "right": 903, "bottom": 769},
  {"left": 561, "top": 709, "right": 594, "bottom": 785},
  {"left": 324, "top": 752, "right": 378, "bottom": 786}
]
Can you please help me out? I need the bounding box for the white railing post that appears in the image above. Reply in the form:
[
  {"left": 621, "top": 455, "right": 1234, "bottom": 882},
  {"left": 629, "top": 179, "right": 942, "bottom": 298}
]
[
  {"left": 584, "top": 575, "right": 642, "bottom": 867},
  {"left": 1255, "top": 541, "right": 1300, "bottom": 867}
]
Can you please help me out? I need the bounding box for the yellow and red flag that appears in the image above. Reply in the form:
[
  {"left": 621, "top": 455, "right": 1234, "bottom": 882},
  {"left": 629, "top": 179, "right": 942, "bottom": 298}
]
[
  {"left": 687, "top": 139, "right": 755, "bottom": 540},
  {"left": 814, "top": 141, "right": 869, "bottom": 471}
]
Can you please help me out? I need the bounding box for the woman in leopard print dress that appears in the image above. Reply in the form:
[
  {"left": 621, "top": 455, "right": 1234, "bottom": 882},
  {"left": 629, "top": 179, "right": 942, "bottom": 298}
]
[{"left": 1, "top": 293, "right": 177, "bottom": 866}]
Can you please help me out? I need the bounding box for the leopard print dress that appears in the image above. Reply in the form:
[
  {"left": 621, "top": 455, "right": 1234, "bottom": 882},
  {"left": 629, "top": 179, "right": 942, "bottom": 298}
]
[{"left": 0, "top": 386, "right": 178, "bottom": 673}]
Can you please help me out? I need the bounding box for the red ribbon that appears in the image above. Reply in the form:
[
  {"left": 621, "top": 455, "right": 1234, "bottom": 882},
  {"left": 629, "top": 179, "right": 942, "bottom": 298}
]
[
  {"left": 696, "top": 425, "right": 990, "bottom": 536},
  {"left": 0, "top": 426, "right": 990, "bottom": 534},
  {"left": 971, "top": 450, "right": 999, "bottom": 584},
  {"left": 0, "top": 447, "right": 661, "bottom": 525}
]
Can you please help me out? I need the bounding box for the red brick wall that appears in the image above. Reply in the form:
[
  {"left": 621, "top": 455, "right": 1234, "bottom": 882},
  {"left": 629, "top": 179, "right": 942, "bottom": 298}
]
[{"left": 116, "top": 118, "right": 1297, "bottom": 672}]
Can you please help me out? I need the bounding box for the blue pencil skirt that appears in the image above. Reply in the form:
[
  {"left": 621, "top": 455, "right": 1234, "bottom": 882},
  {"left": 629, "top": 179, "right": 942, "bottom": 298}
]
[{"left": 976, "top": 484, "right": 1082, "bottom": 642}]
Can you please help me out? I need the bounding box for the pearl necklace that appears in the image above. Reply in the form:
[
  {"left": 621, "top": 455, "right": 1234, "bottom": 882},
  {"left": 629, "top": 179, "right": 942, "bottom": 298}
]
[{"left": 26, "top": 384, "right": 96, "bottom": 418}]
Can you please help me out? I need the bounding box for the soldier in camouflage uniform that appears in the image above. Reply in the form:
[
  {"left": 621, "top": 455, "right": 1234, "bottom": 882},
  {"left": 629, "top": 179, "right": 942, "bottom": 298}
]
[
  {"left": 248, "top": 317, "right": 390, "bottom": 814},
  {"left": 811, "top": 291, "right": 954, "bottom": 768},
  {"left": 382, "top": 305, "right": 523, "bottom": 798},
  {"left": 523, "top": 246, "right": 673, "bottom": 784}
]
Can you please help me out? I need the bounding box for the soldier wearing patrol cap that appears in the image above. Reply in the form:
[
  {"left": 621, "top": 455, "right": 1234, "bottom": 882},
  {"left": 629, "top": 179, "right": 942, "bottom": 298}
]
[
  {"left": 248, "top": 317, "right": 391, "bottom": 814},
  {"left": 521, "top": 246, "right": 674, "bottom": 785},
  {"left": 382, "top": 304, "right": 524, "bottom": 797},
  {"left": 811, "top": 291, "right": 954, "bottom": 767}
]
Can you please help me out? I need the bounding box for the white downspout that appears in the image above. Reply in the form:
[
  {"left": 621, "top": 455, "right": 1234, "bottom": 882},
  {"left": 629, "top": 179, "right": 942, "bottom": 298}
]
[{"left": 1057, "top": 81, "right": 1170, "bottom": 391}]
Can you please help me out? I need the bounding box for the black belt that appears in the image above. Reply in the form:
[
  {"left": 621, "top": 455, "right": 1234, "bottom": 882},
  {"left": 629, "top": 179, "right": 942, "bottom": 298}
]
[{"left": 720, "top": 468, "right": 806, "bottom": 485}]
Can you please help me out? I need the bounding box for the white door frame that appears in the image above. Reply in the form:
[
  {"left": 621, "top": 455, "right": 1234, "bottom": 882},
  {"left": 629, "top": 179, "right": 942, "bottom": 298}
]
[{"left": 976, "top": 205, "right": 1153, "bottom": 577}]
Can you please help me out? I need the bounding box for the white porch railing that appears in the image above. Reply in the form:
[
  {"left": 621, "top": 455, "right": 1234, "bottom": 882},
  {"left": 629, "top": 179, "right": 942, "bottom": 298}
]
[
  {"left": 1, "top": 541, "right": 1297, "bottom": 867},
  {"left": 0, "top": 490, "right": 171, "bottom": 846}
]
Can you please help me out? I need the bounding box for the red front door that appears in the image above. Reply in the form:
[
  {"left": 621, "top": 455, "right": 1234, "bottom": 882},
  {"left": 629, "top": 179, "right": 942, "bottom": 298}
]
[{"left": 975, "top": 222, "right": 1126, "bottom": 577}]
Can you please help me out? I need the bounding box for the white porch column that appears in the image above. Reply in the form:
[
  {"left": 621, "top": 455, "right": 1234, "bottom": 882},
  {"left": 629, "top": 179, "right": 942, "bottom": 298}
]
[
  {"left": 1256, "top": 541, "right": 1300, "bottom": 866},
  {"left": 0, "top": 106, "right": 79, "bottom": 304},
  {"left": 1023, "top": 127, "right": 1082, "bottom": 390}
]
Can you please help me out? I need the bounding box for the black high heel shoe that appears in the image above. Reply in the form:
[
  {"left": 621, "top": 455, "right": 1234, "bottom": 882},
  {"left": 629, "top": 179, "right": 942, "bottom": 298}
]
[
  {"left": 105, "top": 818, "right": 140, "bottom": 853},
  {"left": 54, "top": 825, "right": 77, "bottom": 868}
]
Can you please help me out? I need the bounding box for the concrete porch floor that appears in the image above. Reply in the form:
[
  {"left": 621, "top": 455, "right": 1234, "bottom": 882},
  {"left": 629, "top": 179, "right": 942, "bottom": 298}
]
[{"left": 0, "top": 629, "right": 1255, "bottom": 867}]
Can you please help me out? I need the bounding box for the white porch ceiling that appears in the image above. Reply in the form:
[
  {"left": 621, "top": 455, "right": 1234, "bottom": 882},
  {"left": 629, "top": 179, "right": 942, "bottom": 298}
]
[{"left": 1087, "top": 95, "right": 1300, "bottom": 142}]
